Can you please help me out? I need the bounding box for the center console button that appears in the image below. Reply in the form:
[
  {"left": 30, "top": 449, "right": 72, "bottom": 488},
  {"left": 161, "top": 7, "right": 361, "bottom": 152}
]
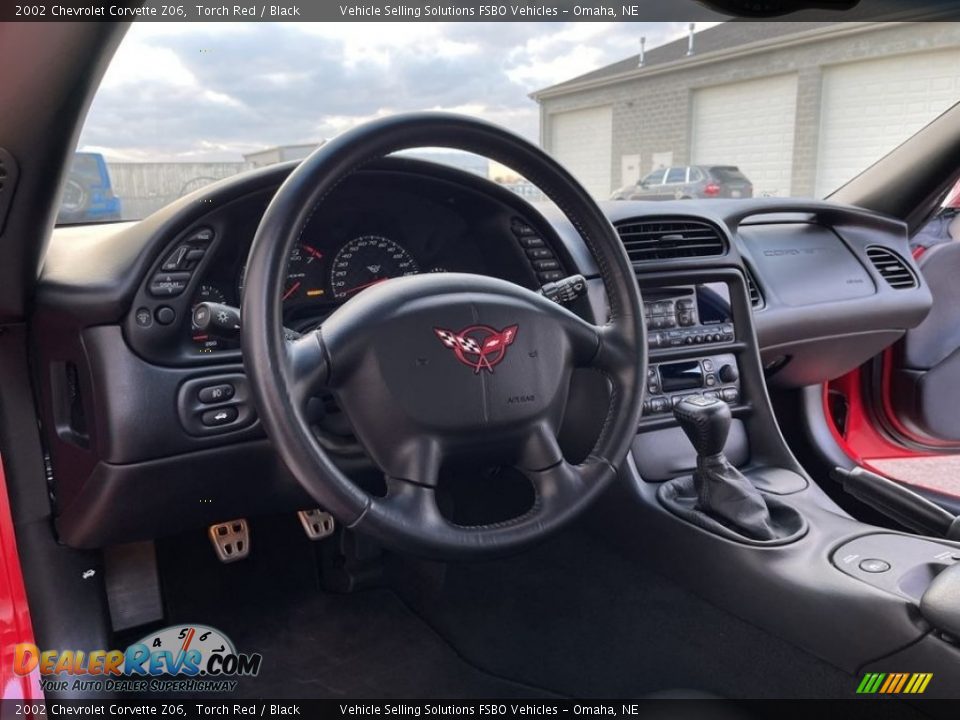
[
  {"left": 719, "top": 364, "right": 740, "bottom": 383},
  {"left": 858, "top": 558, "right": 891, "bottom": 574}
]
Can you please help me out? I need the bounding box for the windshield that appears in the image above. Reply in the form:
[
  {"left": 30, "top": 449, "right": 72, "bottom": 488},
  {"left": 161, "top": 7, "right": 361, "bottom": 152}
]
[{"left": 62, "top": 20, "right": 960, "bottom": 224}]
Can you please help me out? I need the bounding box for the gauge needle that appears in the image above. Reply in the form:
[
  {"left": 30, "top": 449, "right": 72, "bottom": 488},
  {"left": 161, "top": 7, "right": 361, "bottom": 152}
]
[
  {"left": 341, "top": 278, "right": 388, "bottom": 296},
  {"left": 303, "top": 245, "right": 323, "bottom": 260},
  {"left": 282, "top": 281, "right": 302, "bottom": 301}
]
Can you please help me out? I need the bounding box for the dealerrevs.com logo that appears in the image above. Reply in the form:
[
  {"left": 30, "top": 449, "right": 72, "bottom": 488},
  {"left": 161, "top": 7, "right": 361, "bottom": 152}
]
[{"left": 14, "top": 624, "right": 262, "bottom": 694}]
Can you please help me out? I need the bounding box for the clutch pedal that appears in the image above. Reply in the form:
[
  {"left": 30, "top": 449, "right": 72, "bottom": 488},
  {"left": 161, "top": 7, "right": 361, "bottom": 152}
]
[
  {"left": 298, "top": 509, "right": 335, "bottom": 540},
  {"left": 208, "top": 519, "right": 250, "bottom": 562}
]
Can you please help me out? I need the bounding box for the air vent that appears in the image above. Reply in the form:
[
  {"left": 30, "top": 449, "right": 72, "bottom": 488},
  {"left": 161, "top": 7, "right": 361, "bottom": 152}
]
[
  {"left": 866, "top": 246, "right": 917, "bottom": 290},
  {"left": 744, "top": 265, "right": 764, "bottom": 308},
  {"left": 615, "top": 218, "right": 725, "bottom": 263}
]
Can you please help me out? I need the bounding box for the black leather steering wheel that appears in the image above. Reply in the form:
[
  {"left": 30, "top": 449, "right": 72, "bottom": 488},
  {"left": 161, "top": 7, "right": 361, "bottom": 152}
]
[{"left": 242, "top": 112, "right": 646, "bottom": 558}]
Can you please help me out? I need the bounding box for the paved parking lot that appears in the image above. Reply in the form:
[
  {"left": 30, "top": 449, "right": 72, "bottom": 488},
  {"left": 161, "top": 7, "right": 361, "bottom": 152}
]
[{"left": 869, "top": 456, "right": 960, "bottom": 498}]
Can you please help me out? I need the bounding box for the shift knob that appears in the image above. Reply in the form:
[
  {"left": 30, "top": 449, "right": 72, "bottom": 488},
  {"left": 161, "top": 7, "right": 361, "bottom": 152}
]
[{"left": 674, "top": 396, "right": 732, "bottom": 457}]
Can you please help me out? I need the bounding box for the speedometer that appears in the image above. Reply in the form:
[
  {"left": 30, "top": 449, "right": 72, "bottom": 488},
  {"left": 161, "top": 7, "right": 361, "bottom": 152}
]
[{"left": 330, "top": 235, "right": 419, "bottom": 301}]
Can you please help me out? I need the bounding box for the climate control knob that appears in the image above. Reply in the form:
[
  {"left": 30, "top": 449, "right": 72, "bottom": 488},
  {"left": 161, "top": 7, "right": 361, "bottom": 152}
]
[{"left": 719, "top": 364, "right": 740, "bottom": 384}]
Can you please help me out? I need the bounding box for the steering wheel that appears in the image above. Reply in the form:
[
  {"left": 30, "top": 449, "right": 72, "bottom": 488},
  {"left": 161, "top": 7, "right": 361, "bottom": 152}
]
[{"left": 242, "top": 113, "right": 646, "bottom": 558}]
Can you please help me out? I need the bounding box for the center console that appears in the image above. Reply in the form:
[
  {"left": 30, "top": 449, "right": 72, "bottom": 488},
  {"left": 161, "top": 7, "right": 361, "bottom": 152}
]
[{"left": 642, "top": 285, "right": 741, "bottom": 417}]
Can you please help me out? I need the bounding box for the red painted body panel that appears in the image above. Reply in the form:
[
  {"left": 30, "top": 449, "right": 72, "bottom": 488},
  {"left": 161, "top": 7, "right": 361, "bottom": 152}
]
[{"left": 0, "top": 456, "right": 43, "bottom": 701}]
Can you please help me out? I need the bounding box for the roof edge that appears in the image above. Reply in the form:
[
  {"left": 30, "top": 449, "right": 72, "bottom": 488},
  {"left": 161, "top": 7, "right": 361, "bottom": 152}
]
[{"left": 530, "top": 21, "right": 887, "bottom": 102}]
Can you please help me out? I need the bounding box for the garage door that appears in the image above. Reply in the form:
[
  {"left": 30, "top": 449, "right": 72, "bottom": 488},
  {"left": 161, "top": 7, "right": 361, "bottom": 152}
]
[
  {"left": 692, "top": 74, "right": 798, "bottom": 198},
  {"left": 816, "top": 49, "right": 960, "bottom": 197},
  {"left": 550, "top": 106, "right": 612, "bottom": 199}
]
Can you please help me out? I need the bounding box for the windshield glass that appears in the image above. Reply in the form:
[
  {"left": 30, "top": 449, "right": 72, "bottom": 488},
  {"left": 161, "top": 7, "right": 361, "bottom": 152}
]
[{"left": 63, "top": 20, "right": 960, "bottom": 224}]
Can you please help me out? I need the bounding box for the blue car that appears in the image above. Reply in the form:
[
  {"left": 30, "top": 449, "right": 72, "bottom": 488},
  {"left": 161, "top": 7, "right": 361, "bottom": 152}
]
[{"left": 56, "top": 152, "right": 122, "bottom": 224}]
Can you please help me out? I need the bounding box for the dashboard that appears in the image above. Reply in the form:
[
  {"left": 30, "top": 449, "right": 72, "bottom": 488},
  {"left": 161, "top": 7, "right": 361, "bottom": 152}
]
[
  {"left": 116, "top": 162, "right": 570, "bottom": 363},
  {"left": 35, "top": 156, "right": 932, "bottom": 547}
]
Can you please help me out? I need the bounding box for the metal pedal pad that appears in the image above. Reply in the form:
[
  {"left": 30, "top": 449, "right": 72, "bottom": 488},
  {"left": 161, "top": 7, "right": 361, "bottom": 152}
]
[
  {"left": 298, "top": 509, "right": 335, "bottom": 541},
  {"left": 208, "top": 519, "right": 250, "bottom": 562}
]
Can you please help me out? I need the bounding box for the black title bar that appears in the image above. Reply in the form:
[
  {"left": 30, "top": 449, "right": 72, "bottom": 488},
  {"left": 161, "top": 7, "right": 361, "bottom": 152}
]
[{"left": 4, "top": 0, "right": 960, "bottom": 22}]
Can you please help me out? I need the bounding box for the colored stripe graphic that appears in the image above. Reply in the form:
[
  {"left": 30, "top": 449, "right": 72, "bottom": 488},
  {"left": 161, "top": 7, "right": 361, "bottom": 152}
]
[{"left": 857, "top": 672, "right": 932, "bottom": 694}]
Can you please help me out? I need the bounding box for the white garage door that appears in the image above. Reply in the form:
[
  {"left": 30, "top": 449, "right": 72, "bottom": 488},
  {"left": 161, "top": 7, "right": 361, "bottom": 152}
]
[
  {"left": 816, "top": 49, "right": 960, "bottom": 197},
  {"left": 692, "top": 74, "right": 799, "bottom": 198},
  {"left": 550, "top": 106, "right": 612, "bottom": 199}
]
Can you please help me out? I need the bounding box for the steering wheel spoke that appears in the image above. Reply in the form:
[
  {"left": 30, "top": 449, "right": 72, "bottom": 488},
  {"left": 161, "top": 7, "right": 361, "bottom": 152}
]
[{"left": 285, "top": 329, "right": 330, "bottom": 407}]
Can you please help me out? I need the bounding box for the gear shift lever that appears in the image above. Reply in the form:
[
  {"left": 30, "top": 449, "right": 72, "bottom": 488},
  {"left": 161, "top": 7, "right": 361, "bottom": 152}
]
[
  {"left": 674, "top": 395, "right": 731, "bottom": 457},
  {"left": 673, "top": 396, "right": 778, "bottom": 540}
]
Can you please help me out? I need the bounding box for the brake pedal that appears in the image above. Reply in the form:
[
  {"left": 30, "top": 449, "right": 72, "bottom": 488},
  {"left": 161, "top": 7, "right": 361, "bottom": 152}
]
[
  {"left": 298, "top": 509, "right": 335, "bottom": 541},
  {"left": 208, "top": 519, "right": 250, "bottom": 562}
]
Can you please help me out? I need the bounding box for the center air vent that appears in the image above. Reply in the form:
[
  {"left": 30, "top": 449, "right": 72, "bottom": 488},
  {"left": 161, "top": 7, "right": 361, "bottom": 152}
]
[
  {"left": 615, "top": 218, "right": 725, "bottom": 263},
  {"left": 866, "top": 246, "right": 917, "bottom": 289}
]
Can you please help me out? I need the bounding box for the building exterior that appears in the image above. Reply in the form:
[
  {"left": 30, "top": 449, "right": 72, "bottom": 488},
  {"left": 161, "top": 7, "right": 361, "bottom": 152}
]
[
  {"left": 243, "top": 143, "right": 321, "bottom": 167},
  {"left": 532, "top": 22, "right": 960, "bottom": 200}
]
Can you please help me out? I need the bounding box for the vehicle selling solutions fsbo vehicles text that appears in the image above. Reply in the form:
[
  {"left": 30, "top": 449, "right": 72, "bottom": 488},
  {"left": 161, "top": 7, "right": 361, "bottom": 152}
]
[{"left": 338, "top": 4, "right": 564, "bottom": 17}]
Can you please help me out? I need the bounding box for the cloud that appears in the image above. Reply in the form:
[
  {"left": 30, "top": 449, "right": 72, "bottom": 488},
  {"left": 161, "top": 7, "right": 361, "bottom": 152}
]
[{"left": 78, "top": 21, "right": 717, "bottom": 161}]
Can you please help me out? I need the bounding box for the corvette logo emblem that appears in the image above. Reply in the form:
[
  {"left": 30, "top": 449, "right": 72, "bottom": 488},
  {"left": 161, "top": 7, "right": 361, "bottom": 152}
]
[{"left": 434, "top": 324, "right": 519, "bottom": 374}]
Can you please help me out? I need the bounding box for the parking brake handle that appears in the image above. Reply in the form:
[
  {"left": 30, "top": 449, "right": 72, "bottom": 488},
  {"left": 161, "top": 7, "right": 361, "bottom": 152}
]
[{"left": 831, "top": 466, "right": 960, "bottom": 541}]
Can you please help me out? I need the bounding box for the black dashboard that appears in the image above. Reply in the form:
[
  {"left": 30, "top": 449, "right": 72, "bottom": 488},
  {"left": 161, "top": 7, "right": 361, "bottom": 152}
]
[
  {"left": 108, "top": 162, "right": 569, "bottom": 364},
  {"left": 35, "top": 157, "right": 933, "bottom": 547}
]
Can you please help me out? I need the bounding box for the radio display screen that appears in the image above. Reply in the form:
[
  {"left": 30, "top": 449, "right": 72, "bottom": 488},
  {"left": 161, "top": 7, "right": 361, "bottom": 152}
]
[
  {"left": 659, "top": 361, "right": 704, "bottom": 392},
  {"left": 697, "top": 283, "right": 732, "bottom": 325}
]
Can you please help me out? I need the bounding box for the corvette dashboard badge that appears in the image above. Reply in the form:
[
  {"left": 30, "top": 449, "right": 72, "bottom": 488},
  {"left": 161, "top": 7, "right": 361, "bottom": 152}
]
[{"left": 434, "top": 324, "right": 519, "bottom": 374}]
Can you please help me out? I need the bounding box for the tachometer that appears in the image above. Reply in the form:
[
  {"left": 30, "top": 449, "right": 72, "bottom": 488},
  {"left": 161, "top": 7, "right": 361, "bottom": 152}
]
[
  {"left": 330, "top": 235, "right": 419, "bottom": 301},
  {"left": 238, "top": 242, "right": 328, "bottom": 306}
]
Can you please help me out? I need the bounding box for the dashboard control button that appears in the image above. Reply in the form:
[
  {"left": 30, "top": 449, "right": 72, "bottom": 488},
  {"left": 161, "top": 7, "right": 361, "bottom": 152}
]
[
  {"left": 719, "top": 364, "right": 740, "bottom": 383},
  {"left": 155, "top": 306, "right": 176, "bottom": 325},
  {"left": 162, "top": 246, "right": 189, "bottom": 271},
  {"left": 198, "top": 384, "right": 235, "bottom": 404},
  {"left": 651, "top": 397, "right": 670, "bottom": 414},
  {"left": 721, "top": 388, "right": 739, "bottom": 403},
  {"left": 702, "top": 359, "right": 715, "bottom": 372},
  {"left": 185, "top": 248, "right": 206, "bottom": 263},
  {"left": 538, "top": 271, "right": 564, "bottom": 282},
  {"left": 534, "top": 259, "right": 560, "bottom": 271},
  {"left": 134, "top": 307, "right": 153, "bottom": 328},
  {"left": 188, "top": 227, "right": 215, "bottom": 243},
  {"left": 520, "top": 236, "right": 545, "bottom": 248},
  {"left": 858, "top": 558, "right": 891, "bottom": 574},
  {"left": 526, "top": 247, "right": 554, "bottom": 260},
  {"left": 201, "top": 406, "right": 239, "bottom": 427},
  {"left": 511, "top": 221, "right": 536, "bottom": 237},
  {"left": 149, "top": 272, "right": 191, "bottom": 297}
]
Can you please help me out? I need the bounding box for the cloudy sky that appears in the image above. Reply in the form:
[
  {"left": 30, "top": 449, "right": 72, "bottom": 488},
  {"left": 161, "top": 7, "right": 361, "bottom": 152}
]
[{"left": 78, "top": 22, "right": 719, "bottom": 162}]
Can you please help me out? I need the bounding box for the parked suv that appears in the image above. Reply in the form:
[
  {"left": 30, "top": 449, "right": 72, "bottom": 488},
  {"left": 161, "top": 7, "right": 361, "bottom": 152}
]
[
  {"left": 611, "top": 165, "right": 754, "bottom": 201},
  {"left": 56, "top": 151, "right": 122, "bottom": 224}
]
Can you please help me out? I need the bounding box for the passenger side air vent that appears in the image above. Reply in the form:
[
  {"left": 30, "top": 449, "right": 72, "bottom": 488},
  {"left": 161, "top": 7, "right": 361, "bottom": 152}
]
[
  {"left": 744, "top": 265, "right": 764, "bottom": 308},
  {"left": 615, "top": 218, "right": 725, "bottom": 263},
  {"left": 866, "top": 246, "right": 917, "bottom": 290}
]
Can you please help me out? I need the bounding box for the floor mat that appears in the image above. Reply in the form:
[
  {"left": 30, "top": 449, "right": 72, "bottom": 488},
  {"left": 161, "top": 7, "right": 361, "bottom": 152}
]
[
  {"left": 203, "top": 589, "right": 554, "bottom": 699},
  {"left": 153, "top": 518, "right": 553, "bottom": 699},
  {"left": 397, "top": 528, "right": 857, "bottom": 699}
]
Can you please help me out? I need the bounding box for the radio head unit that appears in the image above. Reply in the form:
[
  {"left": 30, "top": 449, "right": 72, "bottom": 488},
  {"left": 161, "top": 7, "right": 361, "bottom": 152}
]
[{"left": 645, "top": 284, "right": 735, "bottom": 350}]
